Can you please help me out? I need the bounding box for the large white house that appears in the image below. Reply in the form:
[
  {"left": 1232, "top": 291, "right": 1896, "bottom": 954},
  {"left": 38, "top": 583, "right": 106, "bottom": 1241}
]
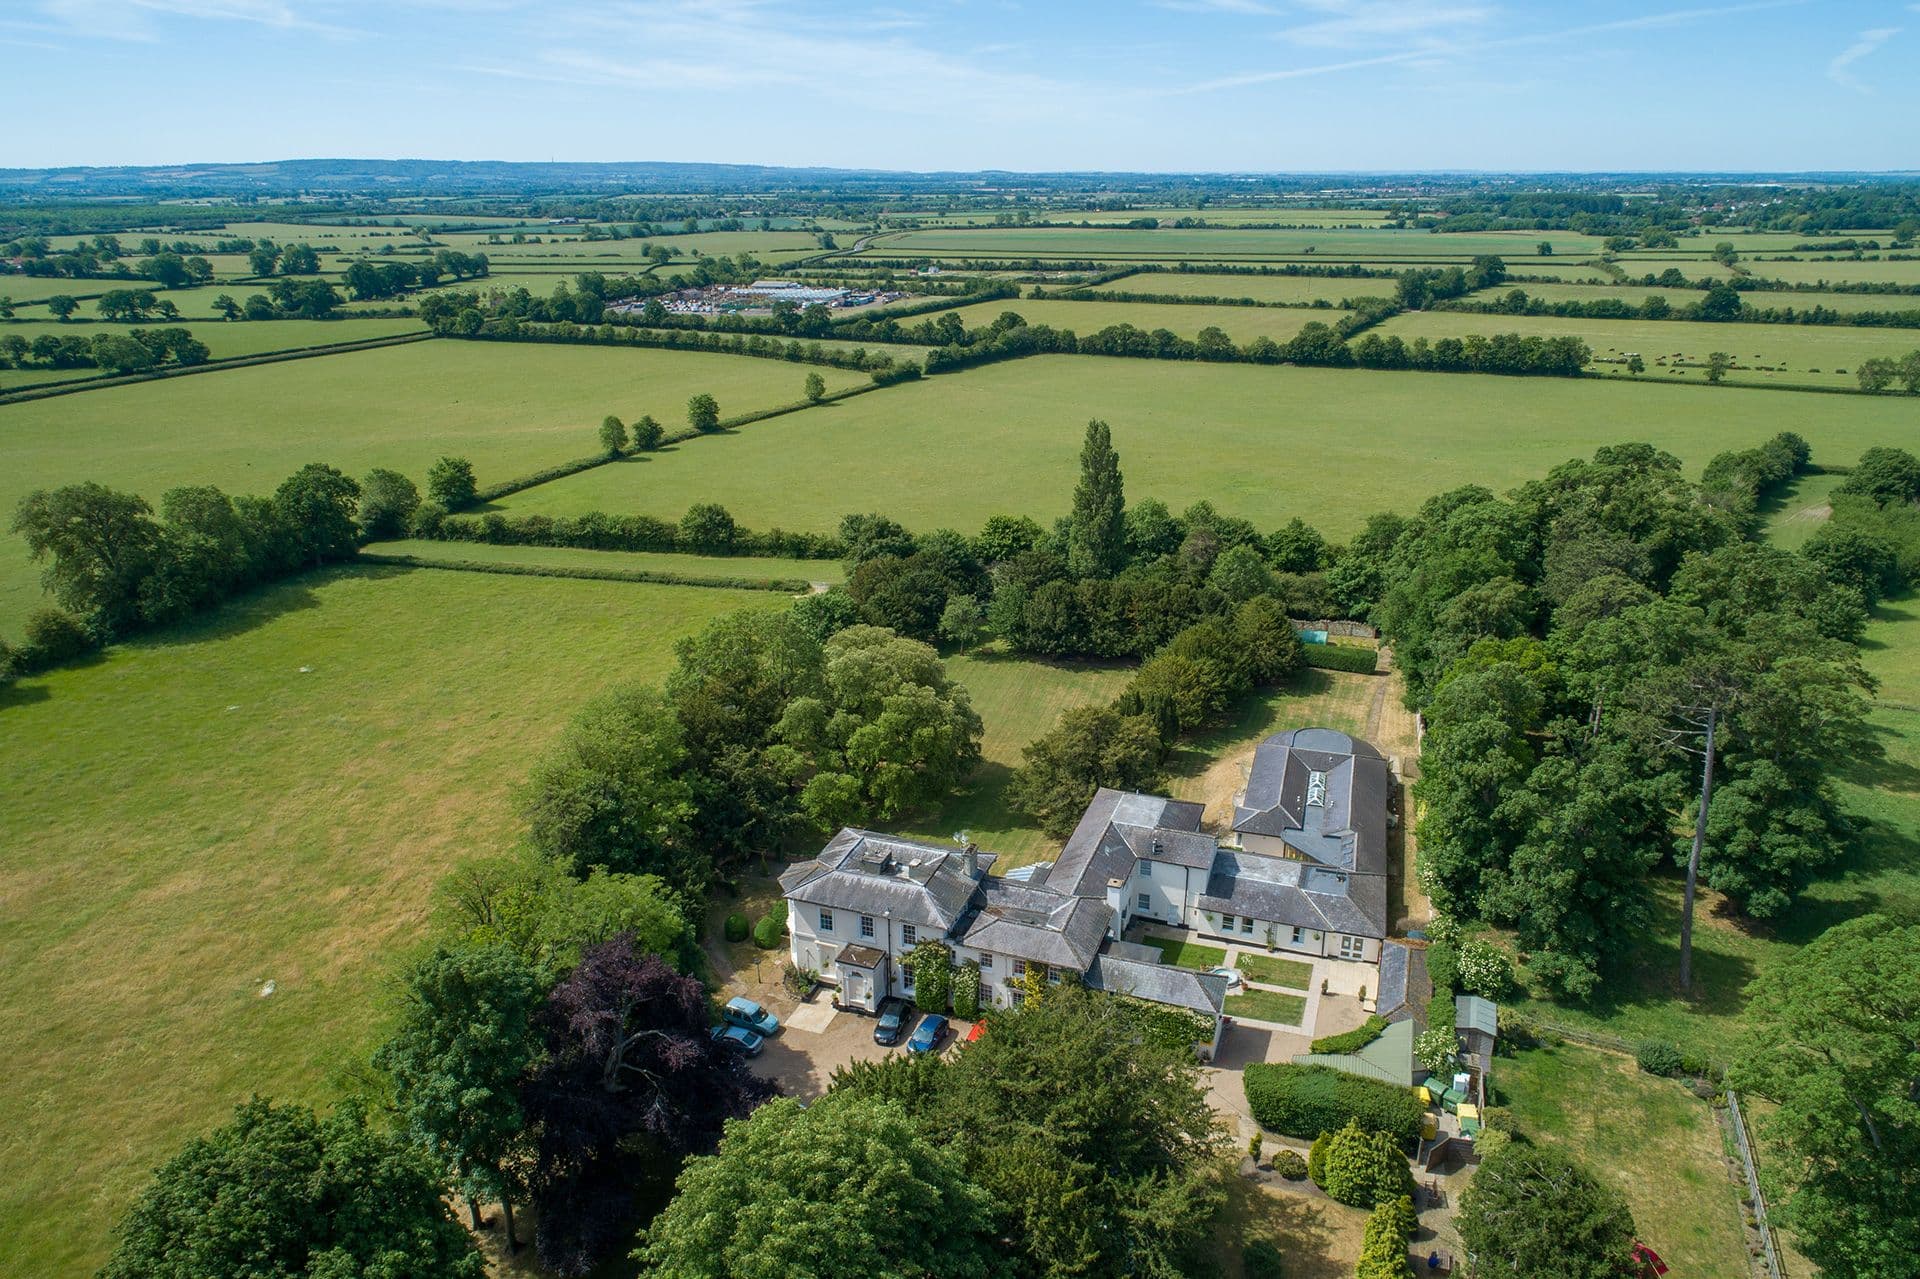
[{"left": 779, "top": 726, "right": 1393, "bottom": 1038}]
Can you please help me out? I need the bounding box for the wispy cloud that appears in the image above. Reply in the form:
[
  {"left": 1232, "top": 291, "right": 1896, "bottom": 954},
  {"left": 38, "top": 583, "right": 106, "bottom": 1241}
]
[
  {"left": 1829, "top": 26, "right": 1899, "bottom": 92},
  {"left": 1275, "top": 1, "right": 1493, "bottom": 49},
  {"left": 38, "top": 0, "right": 361, "bottom": 40},
  {"left": 1153, "top": 0, "right": 1286, "bottom": 14},
  {"left": 1169, "top": 0, "right": 1810, "bottom": 94}
]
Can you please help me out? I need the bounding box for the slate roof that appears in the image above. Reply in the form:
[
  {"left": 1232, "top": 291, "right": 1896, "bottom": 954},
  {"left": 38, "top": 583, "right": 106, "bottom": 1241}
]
[
  {"left": 1085, "top": 951, "right": 1229, "bottom": 1017},
  {"left": 1233, "top": 728, "right": 1389, "bottom": 876},
  {"left": 960, "top": 879, "right": 1111, "bottom": 970},
  {"left": 1046, "top": 788, "right": 1208, "bottom": 899},
  {"left": 779, "top": 829, "right": 987, "bottom": 931},
  {"left": 1196, "top": 848, "right": 1388, "bottom": 939}
]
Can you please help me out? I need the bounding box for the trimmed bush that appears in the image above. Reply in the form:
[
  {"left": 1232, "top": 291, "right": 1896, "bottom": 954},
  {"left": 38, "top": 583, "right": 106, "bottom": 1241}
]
[
  {"left": 1312, "top": 1015, "right": 1389, "bottom": 1056},
  {"left": 1302, "top": 641, "right": 1379, "bottom": 674},
  {"left": 723, "top": 913, "right": 749, "bottom": 944},
  {"left": 1456, "top": 939, "right": 1516, "bottom": 999},
  {"left": 751, "top": 914, "right": 784, "bottom": 949},
  {"left": 905, "top": 940, "right": 953, "bottom": 1013},
  {"left": 1316, "top": 1120, "right": 1416, "bottom": 1209},
  {"left": 1355, "top": 1194, "right": 1418, "bottom": 1279},
  {"left": 1272, "top": 1148, "right": 1308, "bottom": 1180},
  {"left": 1636, "top": 1039, "right": 1684, "bottom": 1077},
  {"left": 1244, "top": 1063, "right": 1423, "bottom": 1146},
  {"left": 1248, "top": 1132, "right": 1263, "bottom": 1162}
]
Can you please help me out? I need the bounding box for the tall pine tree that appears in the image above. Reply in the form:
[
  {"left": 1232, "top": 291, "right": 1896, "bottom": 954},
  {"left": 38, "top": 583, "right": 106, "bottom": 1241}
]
[{"left": 1067, "top": 419, "right": 1127, "bottom": 578}]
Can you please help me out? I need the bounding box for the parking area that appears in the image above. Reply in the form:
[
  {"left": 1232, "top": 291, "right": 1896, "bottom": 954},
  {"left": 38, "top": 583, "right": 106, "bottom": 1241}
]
[{"left": 742, "top": 992, "right": 976, "bottom": 1097}]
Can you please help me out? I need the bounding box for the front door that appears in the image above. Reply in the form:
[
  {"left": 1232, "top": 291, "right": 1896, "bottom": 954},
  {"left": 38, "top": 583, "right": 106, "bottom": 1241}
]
[{"left": 848, "top": 973, "right": 867, "bottom": 1007}]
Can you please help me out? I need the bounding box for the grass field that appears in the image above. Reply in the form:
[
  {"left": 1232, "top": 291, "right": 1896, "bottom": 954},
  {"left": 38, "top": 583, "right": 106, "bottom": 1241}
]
[
  {"left": 1087, "top": 272, "right": 1379, "bottom": 304},
  {"left": 943, "top": 297, "right": 1354, "bottom": 343},
  {"left": 0, "top": 341, "right": 866, "bottom": 633},
  {"left": 0, "top": 316, "right": 424, "bottom": 364},
  {"left": 1494, "top": 281, "right": 1920, "bottom": 316},
  {"left": 1495, "top": 1043, "right": 1750, "bottom": 1279},
  {"left": 494, "top": 356, "right": 1920, "bottom": 545},
  {"left": 1744, "top": 258, "right": 1920, "bottom": 287},
  {"left": 0, "top": 567, "right": 783, "bottom": 1278},
  {"left": 1375, "top": 309, "right": 1920, "bottom": 388},
  {"left": 867, "top": 227, "right": 1604, "bottom": 261},
  {"left": 361, "top": 538, "right": 846, "bottom": 584}
]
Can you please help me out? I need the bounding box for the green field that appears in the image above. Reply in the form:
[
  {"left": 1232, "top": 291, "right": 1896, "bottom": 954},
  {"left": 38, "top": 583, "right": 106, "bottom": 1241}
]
[
  {"left": 0, "top": 316, "right": 423, "bottom": 365},
  {"left": 0, "top": 568, "right": 783, "bottom": 1278},
  {"left": 0, "top": 341, "right": 866, "bottom": 633},
  {"left": 1087, "top": 272, "right": 1375, "bottom": 304},
  {"left": 1496, "top": 1043, "right": 1750, "bottom": 1279},
  {"left": 494, "top": 356, "right": 1920, "bottom": 543},
  {"left": 943, "top": 297, "right": 1354, "bottom": 343},
  {"left": 1744, "top": 258, "right": 1920, "bottom": 287},
  {"left": 1490, "top": 281, "right": 1920, "bottom": 316},
  {"left": 362, "top": 538, "right": 846, "bottom": 584},
  {"left": 1375, "top": 309, "right": 1920, "bottom": 388},
  {"left": 866, "top": 226, "right": 1604, "bottom": 261}
]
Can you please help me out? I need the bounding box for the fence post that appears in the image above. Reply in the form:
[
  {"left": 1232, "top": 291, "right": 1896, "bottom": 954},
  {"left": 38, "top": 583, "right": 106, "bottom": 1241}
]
[{"left": 1726, "top": 1090, "right": 1783, "bottom": 1279}]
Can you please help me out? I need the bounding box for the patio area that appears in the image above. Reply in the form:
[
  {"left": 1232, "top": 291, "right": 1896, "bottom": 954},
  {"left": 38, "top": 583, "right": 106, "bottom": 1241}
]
[{"left": 1123, "top": 922, "right": 1379, "bottom": 1040}]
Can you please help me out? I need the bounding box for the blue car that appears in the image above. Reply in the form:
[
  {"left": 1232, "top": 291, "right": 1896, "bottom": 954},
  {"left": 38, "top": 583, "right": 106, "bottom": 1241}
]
[
  {"left": 874, "top": 997, "right": 911, "bottom": 1046},
  {"left": 723, "top": 996, "right": 780, "bottom": 1037},
  {"left": 906, "top": 1013, "right": 948, "bottom": 1055},
  {"left": 711, "top": 1024, "right": 764, "bottom": 1057}
]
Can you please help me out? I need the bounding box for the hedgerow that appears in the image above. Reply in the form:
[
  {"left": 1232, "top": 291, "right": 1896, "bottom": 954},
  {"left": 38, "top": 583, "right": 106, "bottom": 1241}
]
[{"left": 1242, "top": 1063, "right": 1422, "bottom": 1145}]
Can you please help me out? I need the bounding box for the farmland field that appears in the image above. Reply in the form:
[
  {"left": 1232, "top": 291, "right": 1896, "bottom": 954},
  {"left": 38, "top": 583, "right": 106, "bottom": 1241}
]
[
  {"left": 943, "top": 297, "right": 1355, "bottom": 342},
  {"left": 494, "top": 355, "right": 1920, "bottom": 541},
  {"left": 0, "top": 341, "right": 866, "bottom": 631},
  {"left": 865, "top": 226, "right": 1604, "bottom": 261},
  {"left": 1490, "top": 280, "right": 1920, "bottom": 315},
  {"left": 0, "top": 567, "right": 784, "bottom": 1278},
  {"left": 1374, "top": 308, "right": 1920, "bottom": 387},
  {"left": 1086, "top": 272, "right": 1381, "bottom": 304},
  {"left": 1743, "top": 257, "right": 1920, "bottom": 287},
  {"left": 0, "top": 316, "right": 424, "bottom": 362}
]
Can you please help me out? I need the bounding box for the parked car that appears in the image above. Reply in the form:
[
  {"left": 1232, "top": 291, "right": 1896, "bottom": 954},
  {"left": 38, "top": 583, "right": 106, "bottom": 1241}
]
[
  {"left": 906, "top": 1012, "right": 949, "bottom": 1055},
  {"left": 874, "top": 997, "right": 912, "bottom": 1046},
  {"left": 723, "top": 996, "right": 780, "bottom": 1037},
  {"left": 963, "top": 1021, "right": 985, "bottom": 1045},
  {"left": 711, "top": 1024, "right": 764, "bottom": 1057}
]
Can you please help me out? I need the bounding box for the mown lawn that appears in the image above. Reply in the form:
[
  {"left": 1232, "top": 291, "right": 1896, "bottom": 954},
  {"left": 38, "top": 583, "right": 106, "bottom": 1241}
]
[
  {"left": 0, "top": 567, "right": 783, "bottom": 1278},
  {"left": 1141, "top": 937, "right": 1230, "bottom": 970},
  {"left": 1237, "top": 954, "right": 1315, "bottom": 989},
  {"left": 0, "top": 340, "right": 866, "bottom": 633},
  {"left": 495, "top": 357, "right": 1920, "bottom": 548},
  {"left": 1495, "top": 1043, "right": 1751, "bottom": 1279},
  {"left": 1225, "top": 990, "right": 1308, "bottom": 1025}
]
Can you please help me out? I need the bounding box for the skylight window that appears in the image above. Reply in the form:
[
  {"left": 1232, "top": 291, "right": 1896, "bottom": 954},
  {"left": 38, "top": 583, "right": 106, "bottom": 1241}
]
[{"left": 1305, "top": 770, "right": 1328, "bottom": 807}]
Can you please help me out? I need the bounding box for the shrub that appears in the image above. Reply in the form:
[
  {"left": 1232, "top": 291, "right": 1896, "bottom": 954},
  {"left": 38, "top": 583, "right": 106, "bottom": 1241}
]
[
  {"left": 1248, "top": 1132, "right": 1263, "bottom": 1162},
  {"left": 1316, "top": 1120, "right": 1416, "bottom": 1209},
  {"left": 1495, "top": 1009, "right": 1540, "bottom": 1052},
  {"left": 1636, "top": 1040, "right": 1684, "bottom": 1077},
  {"left": 1271, "top": 1148, "right": 1308, "bottom": 1180},
  {"left": 1425, "top": 940, "right": 1459, "bottom": 995},
  {"left": 426, "top": 455, "right": 477, "bottom": 509},
  {"left": 1415, "top": 1026, "right": 1458, "bottom": 1075},
  {"left": 1424, "top": 914, "right": 1461, "bottom": 948},
  {"left": 905, "top": 940, "right": 953, "bottom": 1013},
  {"left": 1455, "top": 939, "right": 1516, "bottom": 999},
  {"left": 1312, "top": 1015, "right": 1390, "bottom": 1056},
  {"left": 1244, "top": 1064, "right": 1423, "bottom": 1145},
  {"left": 1242, "top": 1240, "right": 1286, "bottom": 1279},
  {"left": 951, "top": 961, "right": 982, "bottom": 1020},
  {"left": 779, "top": 963, "right": 816, "bottom": 999},
  {"left": 1301, "top": 641, "right": 1379, "bottom": 673},
  {"left": 1307, "top": 1130, "right": 1331, "bottom": 1184},
  {"left": 723, "top": 913, "right": 749, "bottom": 944},
  {"left": 751, "top": 914, "right": 784, "bottom": 949},
  {"left": 23, "top": 607, "right": 97, "bottom": 665},
  {"left": 1355, "top": 1194, "right": 1418, "bottom": 1279}
]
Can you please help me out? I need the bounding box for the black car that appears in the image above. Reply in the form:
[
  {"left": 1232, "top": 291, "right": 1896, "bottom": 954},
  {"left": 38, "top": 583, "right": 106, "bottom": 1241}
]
[{"left": 874, "top": 997, "right": 912, "bottom": 1046}]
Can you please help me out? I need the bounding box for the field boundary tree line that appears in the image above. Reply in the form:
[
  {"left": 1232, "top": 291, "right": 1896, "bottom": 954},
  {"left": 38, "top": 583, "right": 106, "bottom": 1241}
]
[
  {"left": 0, "top": 331, "right": 434, "bottom": 405},
  {"left": 355, "top": 552, "right": 812, "bottom": 593}
]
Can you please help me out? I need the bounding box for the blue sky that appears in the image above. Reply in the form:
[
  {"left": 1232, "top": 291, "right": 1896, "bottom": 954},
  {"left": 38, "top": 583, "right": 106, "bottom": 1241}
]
[{"left": 2, "top": 0, "right": 1915, "bottom": 173}]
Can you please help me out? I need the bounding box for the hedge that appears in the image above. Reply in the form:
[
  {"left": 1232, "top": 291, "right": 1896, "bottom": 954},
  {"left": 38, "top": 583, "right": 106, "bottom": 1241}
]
[
  {"left": 723, "top": 913, "right": 749, "bottom": 943},
  {"left": 1243, "top": 1063, "right": 1423, "bottom": 1146},
  {"left": 356, "top": 553, "right": 811, "bottom": 593},
  {"left": 1311, "top": 1015, "right": 1390, "bottom": 1056},
  {"left": 751, "top": 914, "right": 784, "bottom": 949},
  {"left": 1302, "top": 641, "right": 1380, "bottom": 674}
]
